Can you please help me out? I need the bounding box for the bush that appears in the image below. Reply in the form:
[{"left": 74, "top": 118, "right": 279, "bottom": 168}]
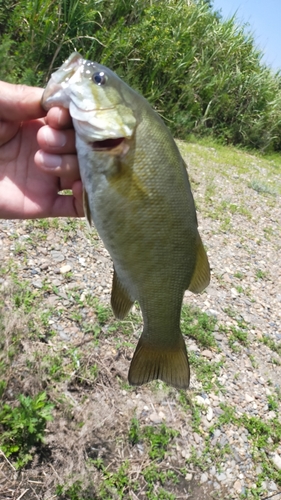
[{"left": 1, "top": 0, "right": 281, "bottom": 151}]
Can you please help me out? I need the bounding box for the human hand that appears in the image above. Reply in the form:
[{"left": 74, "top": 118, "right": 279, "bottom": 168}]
[{"left": 0, "top": 81, "right": 83, "bottom": 219}]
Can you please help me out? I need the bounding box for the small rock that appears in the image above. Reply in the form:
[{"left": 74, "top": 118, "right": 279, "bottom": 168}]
[
  {"left": 245, "top": 394, "right": 254, "bottom": 403},
  {"left": 60, "top": 264, "right": 72, "bottom": 274},
  {"left": 206, "top": 406, "right": 213, "bottom": 422},
  {"left": 50, "top": 250, "right": 65, "bottom": 262},
  {"left": 200, "top": 473, "right": 208, "bottom": 484},
  {"left": 149, "top": 412, "right": 162, "bottom": 424},
  {"left": 58, "top": 330, "right": 70, "bottom": 341},
  {"left": 185, "top": 473, "right": 193, "bottom": 481},
  {"left": 194, "top": 433, "right": 201, "bottom": 444},
  {"left": 79, "top": 257, "right": 86, "bottom": 266},
  {"left": 195, "top": 395, "right": 208, "bottom": 406},
  {"left": 214, "top": 332, "right": 224, "bottom": 341},
  {"left": 201, "top": 349, "right": 213, "bottom": 359},
  {"left": 268, "top": 410, "right": 276, "bottom": 419},
  {"left": 32, "top": 280, "right": 43, "bottom": 289},
  {"left": 189, "top": 344, "right": 200, "bottom": 352},
  {"left": 216, "top": 472, "right": 227, "bottom": 482},
  {"left": 268, "top": 480, "right": 278, "bottom": 491},
  {"left": 233, "top": 479, "right": 242, "bottom": 493},
  {"left": 272, "top": 453, "right": 281, "bottom": 470},
  {"left": 219, "top": 435, "right": 229, "bottom": 447},
  {"left": 136, "top": 443, "right": 144, "bottom": 455}
]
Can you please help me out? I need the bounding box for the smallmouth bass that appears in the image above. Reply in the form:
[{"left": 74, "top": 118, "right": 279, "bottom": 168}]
[{"left": 42, "top": 52, "right": 210, "bottom": 389}]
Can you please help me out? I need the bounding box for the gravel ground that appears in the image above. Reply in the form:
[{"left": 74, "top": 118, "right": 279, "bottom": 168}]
[{"left": 0, "top": 142, "right": 280, "bottom": 499}]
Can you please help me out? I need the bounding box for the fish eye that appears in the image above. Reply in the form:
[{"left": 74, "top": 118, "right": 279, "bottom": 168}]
[{"left": 92, "top": 71, "right": 106, "bottom": 85}]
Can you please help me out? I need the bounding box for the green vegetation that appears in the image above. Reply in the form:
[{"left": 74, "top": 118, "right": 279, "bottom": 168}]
[
  {"left": 181, "top": 304, "right": 217, "bottom": 349},
  {"left": 260, "top": 334, "right": 281, "bottom": 357},
  {"left": 56, "top": 419, "right": 181, "bottom": 499},
  {"left": 1, "top": 0, "right": 281, "bottom": 151},
  {"left": 0, "top": 392, "right": 54, "bottom": 468},
  {"left": 189, "top": 351, "right": 223, "bottom": 392},
  {"left": 217, "top": 404, "right": 281, "bottom": 496}
]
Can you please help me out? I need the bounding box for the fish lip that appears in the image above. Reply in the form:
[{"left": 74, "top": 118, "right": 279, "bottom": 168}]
[{"left": 90, "top": 137, "right": 125, "bottom": 151}]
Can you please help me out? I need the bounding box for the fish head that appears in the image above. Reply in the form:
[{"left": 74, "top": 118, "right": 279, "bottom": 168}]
[{"left": 42, "top": 52, "right": 137, "bottom": 143}]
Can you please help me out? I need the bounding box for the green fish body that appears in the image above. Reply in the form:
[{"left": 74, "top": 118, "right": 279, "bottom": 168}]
[{"left": 42, "top": 52, "right": 210, "bottom": 389}]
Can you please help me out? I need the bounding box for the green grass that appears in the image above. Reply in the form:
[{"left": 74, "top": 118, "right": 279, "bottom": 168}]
[
  {"left": 260, "top": 335, "right": 281, "bottom": 357},
  {"left": 249, "top": 180, "right": 277, "bottom": 196},
  {"left": 181, "top": 304, "right": 217, "bottom": 349},
  {"left": 189, "top": 351, "right": 223, "bottom": 392}
]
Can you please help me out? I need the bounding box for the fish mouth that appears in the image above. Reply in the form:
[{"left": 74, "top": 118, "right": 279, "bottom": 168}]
[{"left": 91, "top": 137, "right": 125, "bottom": 151}]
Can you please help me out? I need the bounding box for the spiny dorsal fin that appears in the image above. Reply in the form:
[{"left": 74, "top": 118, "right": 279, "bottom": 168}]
[
  {"left": 188, "top": 233, "right": 210, "bottom": 294},
  {"left": 83, "top": 188, "right": 92, "bottom": 227},
  {"left": 128, "top": 334, "right": 190, "bottom": 389},
  {"left": 111, "top": 268, "right": 134, "bottom": 320}
]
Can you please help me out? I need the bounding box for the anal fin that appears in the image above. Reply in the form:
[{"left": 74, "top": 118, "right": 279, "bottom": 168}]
[
  {"left": 111, "top": 268, "right": 134, "bottom": 320},
  {"left": 83, "top": 188, "right": 92, "bottom": 228},
  {"left": 188, "top": 232, "right": 210, "bottom": 293}
]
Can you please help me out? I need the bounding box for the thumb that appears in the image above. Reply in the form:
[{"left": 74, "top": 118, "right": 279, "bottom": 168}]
[{"left": 0, "top": 81, "right": 45, "bottom": 121}]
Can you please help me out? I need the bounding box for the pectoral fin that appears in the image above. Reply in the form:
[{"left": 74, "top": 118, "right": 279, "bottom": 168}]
[
  {"left": 188, "top": 233, "right": 210, "bottom": 293},
  {"left": 128, "top": 334, "right": 190, "bottom": 389},
  {"left": 83, "top": 188, "right": 92, "bottom": 227},
  {"left": 111, "top": 269, "right": 134, "bottom": 319}
]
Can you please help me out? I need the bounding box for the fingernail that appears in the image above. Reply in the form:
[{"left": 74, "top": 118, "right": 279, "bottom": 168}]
[
  {"left": 37, "top": 151, "right": 62, "bottom": 169},
  {"left": 43, "top": 127, "right": 67, "bottom": 147}
]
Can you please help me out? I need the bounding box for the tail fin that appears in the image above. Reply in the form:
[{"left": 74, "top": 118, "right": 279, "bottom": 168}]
[{"left": 128, "top": 334, "right": 190, "bottom": 389}]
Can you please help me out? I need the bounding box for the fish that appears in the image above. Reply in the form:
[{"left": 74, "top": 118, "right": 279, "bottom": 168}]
[{"left": 42, "top": 52, "right": 210, "bottom": 389}]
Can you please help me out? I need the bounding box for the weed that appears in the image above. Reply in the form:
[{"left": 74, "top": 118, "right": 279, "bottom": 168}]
[
  {"left": 0, "top": 392, "right": 54, "bottom": 468},
  {"left": 249, "top": 180, "right": 277, "bottom": 196},
  {"left": 267, "top": 395, "right": 279, "bottom": 411},
  {"left": 191, "top": 403, "right": 202, "bottom": 433},
  {"left": 56, "top": 480, "right": 95, "bottom": 500},
  {"left": 90, "top": 458, "right": 139, "bottom": 499},
  {"left": 143, "top": 464, "right": 178, "bottom": 499},
  {"left": 128, "top": 415, "right": 141, "bottom": 446},
  {"left": 85, "top": 296, "right": 112, "bottom": 325},
  {"left": 178, "top": 390, "right": 192, "bottom": 412},
  {"left": 249, "top": 354, "right": 258, "bottom": 368},
  {"left": 181, "top": 305, "right": 217, "bottom": 349},
  {"left": 234, "top": 271, "right": 244, "bottom": 279},
  {"left": 255, "top": 269, "right": 268, "bottom": 280},
  {"left": 143, "top": 424, "right": 179, "bottom": 461},
  {"left": 189, "top": 351, "right": 223, "bottom": 392},
  {"left": 260, "top": 335, "right": 281, "bottom": 356},
  {"left": 13, "top": 282, "right": 38, "bottom": 313},
  {"left": 228, "top": 327, "right": 249, "bottom": 351}
]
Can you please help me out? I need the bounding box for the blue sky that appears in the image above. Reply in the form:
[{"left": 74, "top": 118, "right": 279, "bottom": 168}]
[{"left": 212, "top": 0, "right": 281, "bottom": 72}]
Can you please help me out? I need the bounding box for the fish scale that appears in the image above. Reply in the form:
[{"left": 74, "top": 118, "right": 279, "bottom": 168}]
[{"left": 42, "top": 52, "right": 210, "bottom": 389}]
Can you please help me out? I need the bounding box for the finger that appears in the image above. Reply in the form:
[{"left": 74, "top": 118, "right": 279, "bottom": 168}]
[
  {"left": 0, "top": 81, "right": 44, "bottom": 121},
  {"left": 46, "top": 107, "right": 73, "bottom": 130},
  {"left": 37, "top": 125, "right": 76, "bottom": 154},
  {"left": 34, "top": 150, "right": 80, "bottom": 188}
]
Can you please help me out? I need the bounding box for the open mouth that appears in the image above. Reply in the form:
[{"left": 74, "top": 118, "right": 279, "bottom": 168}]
[{"left": 91, "top": 137, "right": 125, "bottom": 151}]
